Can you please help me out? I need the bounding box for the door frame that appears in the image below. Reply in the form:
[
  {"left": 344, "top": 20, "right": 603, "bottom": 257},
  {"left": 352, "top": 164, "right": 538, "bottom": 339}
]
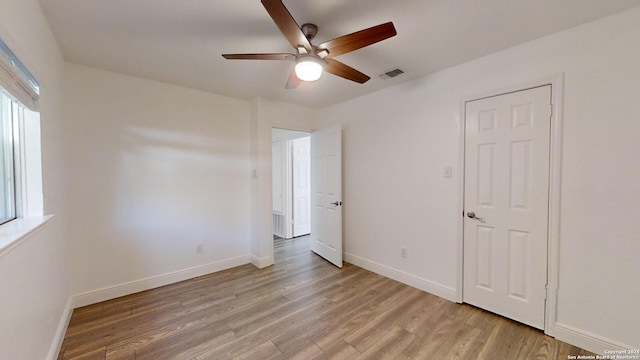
[{"left": 456, "top": 74, "right": 564, "bottom": 336}]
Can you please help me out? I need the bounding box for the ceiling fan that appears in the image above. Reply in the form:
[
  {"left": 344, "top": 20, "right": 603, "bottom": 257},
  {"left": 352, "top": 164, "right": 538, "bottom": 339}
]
[{"left": 222, "top": 0, "right": 397, "bottom": 89}]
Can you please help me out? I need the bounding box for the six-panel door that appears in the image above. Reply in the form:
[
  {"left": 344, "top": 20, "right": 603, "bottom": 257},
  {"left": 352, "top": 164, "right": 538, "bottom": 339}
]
[
  {"left": 463, "top": 85, "right": 551, "bottom": 330},
  {"left": 311, "top": 125, "right": 343, "bottom": 268}
]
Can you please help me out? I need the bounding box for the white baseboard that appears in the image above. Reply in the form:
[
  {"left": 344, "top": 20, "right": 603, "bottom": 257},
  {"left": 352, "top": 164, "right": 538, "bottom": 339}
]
[
  {"left": 71, "top": 255, "right": 250, "bottom": 308},
  {"left": 344, "top": 252, "right": 457, "bottom": 302},
  {"left": 251, "top": 254, "right": 274, "bottom": 269},
  {"left": 551, "top": 322, "right": 635, "bottom": 355},
  {"left": 46, "top": 297, "right": 73, "bottom": 360}
]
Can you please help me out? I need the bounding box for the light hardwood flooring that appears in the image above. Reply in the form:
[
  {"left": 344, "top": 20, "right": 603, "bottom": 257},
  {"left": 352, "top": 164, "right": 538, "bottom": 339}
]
[{"left": 58, "top": 236, "right": 593, "bottom": 360}]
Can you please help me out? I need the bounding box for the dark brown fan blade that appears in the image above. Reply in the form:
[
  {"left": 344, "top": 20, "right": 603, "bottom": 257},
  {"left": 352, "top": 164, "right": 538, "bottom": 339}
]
[
  {"left": 317, "top": 22, "right": 397, "bottom": 59},
  {"left": 324, "top": 59, "right": 370, "bottom": 84},
  {"left": 261, "top": 0, "right": 312, "bottom": 51},
  {"left": 285, "top": 69, "right": 301, "bottom": 89},
  {"left": 222, "top": 53, "right": 295, "bottom": 60}
]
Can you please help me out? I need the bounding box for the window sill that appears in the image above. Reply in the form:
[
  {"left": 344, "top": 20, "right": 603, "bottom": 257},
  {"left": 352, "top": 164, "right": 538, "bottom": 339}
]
[{"left": 0, "top": 215, "right": 54, "bottom": 258}]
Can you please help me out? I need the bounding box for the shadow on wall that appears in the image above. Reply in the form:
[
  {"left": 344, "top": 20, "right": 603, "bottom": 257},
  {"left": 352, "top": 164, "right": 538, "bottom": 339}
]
[{"left": 67, "top": 122, "right": 251, "bottom": 292}]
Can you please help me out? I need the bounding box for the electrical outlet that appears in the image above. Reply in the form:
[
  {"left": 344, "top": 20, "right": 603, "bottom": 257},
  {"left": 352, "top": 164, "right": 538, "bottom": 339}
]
[
  {"left": 444, "top": 166, "right": 453, "bottom": 178},
  {"left": 401, "top": 247, "right": 407, "bottom": 259},
  {"left": 196, "top": 244, "right": 203, "bottom": 254}
]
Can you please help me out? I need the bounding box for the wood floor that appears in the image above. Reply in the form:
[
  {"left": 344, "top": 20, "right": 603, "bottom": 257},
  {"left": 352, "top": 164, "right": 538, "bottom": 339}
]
[{"left": 58, "top": 236, "right": 593, "bottom": 360}]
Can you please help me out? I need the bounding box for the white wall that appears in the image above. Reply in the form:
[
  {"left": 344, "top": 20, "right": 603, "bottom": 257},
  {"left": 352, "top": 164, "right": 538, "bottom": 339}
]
[
  {"left": 317, "top": 7, "right": 640, "bottom": 353},
  {"left": 262, "top": 99, "right": 317, "bottom": 132},
  {"left": 0, "top": 0, "right": 70, "bottom": 359},
  {"left": 63, "top": 64, "right": 252, "bottom": 301}
]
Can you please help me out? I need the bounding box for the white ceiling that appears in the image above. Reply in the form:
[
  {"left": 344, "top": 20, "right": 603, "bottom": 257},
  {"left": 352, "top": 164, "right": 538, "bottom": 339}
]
[{"left": 40, "top": 0, "right": 640, "bottom": 109}]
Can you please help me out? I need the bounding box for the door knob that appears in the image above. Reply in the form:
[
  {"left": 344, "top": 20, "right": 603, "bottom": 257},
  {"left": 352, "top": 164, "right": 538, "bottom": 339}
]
[
  {"left": 331, "top": 201, "right": 342, "bottom": 206},
  {"left": 466, "top": 211, "right": 484, "bottom": 221}
]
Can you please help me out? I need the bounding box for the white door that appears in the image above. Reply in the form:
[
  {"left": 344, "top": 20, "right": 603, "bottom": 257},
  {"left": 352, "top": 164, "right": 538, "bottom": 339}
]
[
  {"left": 311, "top": 126, "right": 343, "bottom": 268},
  {"left": 292, "top": 137, "right": 311, "bottom": 237},
  {"left": 463, "top": 85, "right": 551, "bottom": 330}
]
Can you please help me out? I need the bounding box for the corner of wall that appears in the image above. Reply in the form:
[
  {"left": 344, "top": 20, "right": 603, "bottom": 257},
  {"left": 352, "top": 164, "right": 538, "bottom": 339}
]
[
  {"left": 249, "top": 97, "right": 274, "bottom": 269},
  {"left": 251, "top": 254, "right": 274, "bottom": 269},
  {"left": 46, "top": 297, "right": 74, "bottom": 360}
]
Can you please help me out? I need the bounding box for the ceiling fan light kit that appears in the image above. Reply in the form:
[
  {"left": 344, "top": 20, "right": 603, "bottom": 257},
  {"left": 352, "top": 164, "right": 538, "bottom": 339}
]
[
  {"left": 222, "top": 0, "right": 397, "bottom": 89},
  {"left": 295, "top": 55, "right": 324, "bottom": 81}
]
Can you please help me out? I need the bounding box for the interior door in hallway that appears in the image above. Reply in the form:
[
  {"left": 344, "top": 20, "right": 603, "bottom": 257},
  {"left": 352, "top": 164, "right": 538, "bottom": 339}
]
[
  {"left": 292, "top": 137, "right": 311, "bottom": 237},
  {"left": 311, "top": 125, "right": 342, "bottom": 268},
  {"left": 463, "top": 85, "right": 551, "bottom": 330}
]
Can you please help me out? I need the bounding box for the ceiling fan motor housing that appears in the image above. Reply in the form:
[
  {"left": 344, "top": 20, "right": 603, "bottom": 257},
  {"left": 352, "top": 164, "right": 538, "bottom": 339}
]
[{"left": 301, "top": 23, "right": 318, "bottom": 41}]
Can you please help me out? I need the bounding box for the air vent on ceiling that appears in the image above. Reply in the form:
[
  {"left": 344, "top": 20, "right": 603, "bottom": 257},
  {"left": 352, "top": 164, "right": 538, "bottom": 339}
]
[{"left": 378, "top": 68, "right": 404, "bottom": 80}]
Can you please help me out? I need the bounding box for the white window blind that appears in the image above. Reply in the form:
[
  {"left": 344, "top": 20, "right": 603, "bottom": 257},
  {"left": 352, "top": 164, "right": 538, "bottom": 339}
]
[{"left": 0, "top": 37, "right": 39, "bottom": 112}]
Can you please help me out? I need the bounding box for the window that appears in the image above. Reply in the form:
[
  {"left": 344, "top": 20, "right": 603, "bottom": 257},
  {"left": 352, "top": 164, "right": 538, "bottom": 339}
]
[
  {"left": 0, "top": 92, "right": 18, "bottom": 224},
  {"left": 0, "top": 36, "right": 41, "bottom": 228},
  {"left": 0, "top": 38, "right": 39, "bottom": 111},
  {"left": 0, "top": 36, "right": 46, "bottom": 255}
]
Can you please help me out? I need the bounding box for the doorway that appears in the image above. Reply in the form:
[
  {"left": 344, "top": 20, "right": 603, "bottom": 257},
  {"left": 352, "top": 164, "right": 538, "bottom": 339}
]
[
  {"left": 272, "top": 128, "right": 311, "bottom": 240},
  {"left": 462, "top": 85, "right": 552, "bottom": 330}
]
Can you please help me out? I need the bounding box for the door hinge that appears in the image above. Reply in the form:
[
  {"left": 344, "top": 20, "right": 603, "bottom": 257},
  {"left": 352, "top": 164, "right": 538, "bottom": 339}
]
[{"left": 544, "top": 283, "right": 548, "bottom": 300}]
